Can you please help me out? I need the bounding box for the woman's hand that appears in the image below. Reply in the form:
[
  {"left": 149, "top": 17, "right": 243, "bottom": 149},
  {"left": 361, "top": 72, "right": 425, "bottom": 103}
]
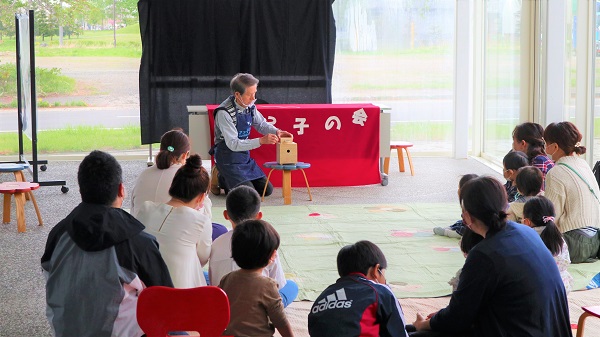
[{"left": 413, "top": 313, "right": 432, "bottom": 331}]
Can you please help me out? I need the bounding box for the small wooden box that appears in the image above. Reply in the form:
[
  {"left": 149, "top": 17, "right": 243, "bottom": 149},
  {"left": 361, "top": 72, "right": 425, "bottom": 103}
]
[{"left": 277, "top": 137, "right": 297, "bottom": 164}]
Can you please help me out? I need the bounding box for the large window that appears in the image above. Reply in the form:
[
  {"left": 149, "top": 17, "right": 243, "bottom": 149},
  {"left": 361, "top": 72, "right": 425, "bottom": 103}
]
[
  {"left": 482, "top": 0, "right": 522, "bottom": 162},
  {"left": 331, "top": 0, "right": 456, "bottom": 155}
]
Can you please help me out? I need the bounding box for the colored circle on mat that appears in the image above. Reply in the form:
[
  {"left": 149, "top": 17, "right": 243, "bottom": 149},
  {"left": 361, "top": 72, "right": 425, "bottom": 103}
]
[
  {"left": 364, "top": 205, "right": 407, "bottom": 212},
  {"left": 296, "top": 233, "right": 334, "bottom": 240},
  {"left": 307, "top": 213, "right": 337, "bottom": 219},
  {"left": 391, "top": 230, "right": 414, "bottom": 237},
  {"left": 433, "top": 246, "right": 461, "bottom": 252}
]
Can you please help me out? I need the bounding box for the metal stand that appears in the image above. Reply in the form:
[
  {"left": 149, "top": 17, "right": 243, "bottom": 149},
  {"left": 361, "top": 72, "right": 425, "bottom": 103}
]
[{"left": 11, "top": 10, "right": 68, "bottom": 193}]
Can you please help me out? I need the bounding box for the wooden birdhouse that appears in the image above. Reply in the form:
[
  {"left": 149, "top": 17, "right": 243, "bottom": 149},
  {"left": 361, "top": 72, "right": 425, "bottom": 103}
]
[{"left": 277, "top": 136, "right": 297, "bottom": 164}]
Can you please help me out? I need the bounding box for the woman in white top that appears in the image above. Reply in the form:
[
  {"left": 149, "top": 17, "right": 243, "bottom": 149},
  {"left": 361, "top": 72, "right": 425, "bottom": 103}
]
[
  {"left": 543, "top": 121, "right": 600, "bottom": 263},
  {"left": 130, "top": 128, "right": 226, "bottom": 241},
  {"left": 136, "top": 154, "right": 212, "bottom": 288},
  {"left": 131, "top": 128, "right": 203, "bottom": 215}
]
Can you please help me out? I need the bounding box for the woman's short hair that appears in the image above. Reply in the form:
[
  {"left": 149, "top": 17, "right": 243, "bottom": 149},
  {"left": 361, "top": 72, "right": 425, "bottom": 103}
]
[
  {"left": 230, "top": 73, "right": 259, "bottom": 95},
  {"left": 460, "top": 176, "right": 508, "bottom": 235},
  {"left": 78, "top": 150, "right": 122, "bottom": 205},
  {"left": 336, "top": 240, "right": 387, "bottom": 277},
  {"left": 231, "top": 219, "right": 280, "bottom": 270},
  {"left": 168, "top": 154, "right": 209, "bottom": 203},
  {"left": 226, "top": 185, "right": 261, "bottom": 224},
  {"left": 156, "top": 128, "right": 191, "bottom": 170},
  {"left": 543, "top": 121, "right": 586, "bottom": 155},
  {"left": 515, "top": 166, "right": 543, "bottom": 197}
]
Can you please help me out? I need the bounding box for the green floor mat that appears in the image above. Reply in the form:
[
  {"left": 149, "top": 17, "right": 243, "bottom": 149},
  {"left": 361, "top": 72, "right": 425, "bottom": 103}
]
[{"left": 213, "top": 203, "right": 600, "bottom": 300}]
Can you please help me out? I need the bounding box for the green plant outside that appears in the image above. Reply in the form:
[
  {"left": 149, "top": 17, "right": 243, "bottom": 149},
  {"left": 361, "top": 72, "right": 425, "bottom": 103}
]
[
  {"left": 0, "top": 63, "right": 75, "bottom": 97},
  {"left": 0, "top": 25, "right": 142, "bottom": 57},
  {"left": 0, "top": 125, "right": 147, "bottom": 155}
]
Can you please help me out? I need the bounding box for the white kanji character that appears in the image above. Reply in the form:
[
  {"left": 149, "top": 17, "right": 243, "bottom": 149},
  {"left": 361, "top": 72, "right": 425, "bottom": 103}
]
[
  {"left": 352, "top": 108, "right": 368, "bottom": 126},
  {"left": 325, "top": 116, "right": 341, "bottom": 130},
  {"left": 293, "top": 118, "right": 310, "bottom": 135},
  {"left": 267, "top": 116, "right": 277, "bottom": 125}
]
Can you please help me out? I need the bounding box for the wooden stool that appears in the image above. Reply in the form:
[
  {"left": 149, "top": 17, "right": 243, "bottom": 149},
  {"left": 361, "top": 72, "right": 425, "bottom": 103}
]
[
  {"left": 576, "top": 305, "right": 600, "bottom": 337},
  {"left": 0, "top": 163, "right": 31, "bottom": 201},
  {"left": 0, "top": 181, "right": 43, "bottom": 233},
  {"left": 383, "top": 141, "right": 415, "bottom": 176},
  {"left": 262, "top": 162, "right": 312, "bottom": 205}
]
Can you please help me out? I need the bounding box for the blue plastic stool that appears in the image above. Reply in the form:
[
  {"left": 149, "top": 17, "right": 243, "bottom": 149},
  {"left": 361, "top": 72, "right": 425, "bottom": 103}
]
[
  {"left": 262, "top": 161, "right": 312, "bottom": 205},
  {"left": 0, "top": 163, "right": 30, "bottom": 182}
]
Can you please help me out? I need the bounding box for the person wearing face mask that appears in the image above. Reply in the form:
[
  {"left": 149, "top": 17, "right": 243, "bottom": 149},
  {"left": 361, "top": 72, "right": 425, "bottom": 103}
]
[
  {"left": 210, "top": 73, "right": 293, "bottom": 196},
  {"left": 543, "top": 121, "right": 600, "bottom": 263}
]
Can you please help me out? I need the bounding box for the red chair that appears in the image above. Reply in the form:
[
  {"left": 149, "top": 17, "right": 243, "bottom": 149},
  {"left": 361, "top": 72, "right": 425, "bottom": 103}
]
[
  {"left": 576, "top": 306, "right": 600, "bottom": 337},
  {"left": 137, "top": 286, "right": 231, "bottom": 337}
]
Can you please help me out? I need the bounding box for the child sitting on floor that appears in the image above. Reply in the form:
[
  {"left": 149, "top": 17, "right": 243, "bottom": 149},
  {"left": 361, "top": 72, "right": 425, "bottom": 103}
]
[
  {"left": 507, "top": 166, "right": 543, "bottom": 223},
  {"left": 308, "top": 240, "right": 410, "bottom": 337},
  {"left": 448, "top": 227, "right": 484, "bottom": 292},
  {"left": 502, "top": 151, "right": 529, "bottom": 202},
  {"left": 218, "top": 219, "right": 294, "bottom": 337},
  {"left": 522, "top": 196, "right": 573, "bottom": 293},
  {"left": 209, "top": 185, "right": 298, "bottom": 307},
  {"left": 433, "top": 174, "right": 478, "bottom": 238}
]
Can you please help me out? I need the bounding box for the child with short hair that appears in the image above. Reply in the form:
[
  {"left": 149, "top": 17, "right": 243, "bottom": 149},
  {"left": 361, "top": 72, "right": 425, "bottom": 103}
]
[
  {"left": 433, "top": 174, "right": 478, "bottom": 238},
  {"left": 523, "top": 196, "right": 573, "bottom": 293},
  {"left": 308, "top": 241, "right": 409, "bottom": 337},
  {"left": 503, "top": 151, "right": 529, "bottom": 202},
  {"left": 506, "top": 166, "right": 543, "bottom": 223},
  {"left": 218, "top": 219, "right": 294, "bottom": 337},
  {"left": 209, "top": 185, "right": 298, "bottom": 307}
]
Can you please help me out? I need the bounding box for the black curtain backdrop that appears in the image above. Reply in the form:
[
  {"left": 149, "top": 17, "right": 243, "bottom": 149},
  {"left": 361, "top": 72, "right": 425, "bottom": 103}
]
[{"left": 138, "top": 0, "right": 336, "bottom": 144}]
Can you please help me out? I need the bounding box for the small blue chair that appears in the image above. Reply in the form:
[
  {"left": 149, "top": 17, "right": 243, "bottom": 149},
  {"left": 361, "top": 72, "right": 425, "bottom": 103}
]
[
  {"left": 262, "top": 162, "right": 312, "bottom": 205},
  {"left": 0, "top": 163, "right": 30, "bottom": 182}
]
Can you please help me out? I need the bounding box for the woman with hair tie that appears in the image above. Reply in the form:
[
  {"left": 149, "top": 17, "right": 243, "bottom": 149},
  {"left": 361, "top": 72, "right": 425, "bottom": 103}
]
[
  {"left": 413, "top": 176, "right": 571, "bottom": 337},
  {"left": 544, "top": 121, "right": 600, "bottom": 263}
]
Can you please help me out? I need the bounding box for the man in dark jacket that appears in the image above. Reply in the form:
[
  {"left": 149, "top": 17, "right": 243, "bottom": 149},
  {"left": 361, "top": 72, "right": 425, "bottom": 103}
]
[{"left": 41, "top": 150, "right": 173, "bottom": 337}]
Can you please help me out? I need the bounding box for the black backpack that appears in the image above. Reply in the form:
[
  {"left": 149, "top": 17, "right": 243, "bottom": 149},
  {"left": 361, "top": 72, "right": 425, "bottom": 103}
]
[{"left": 593, "top": 161, "right": 600, "bottom": 189}]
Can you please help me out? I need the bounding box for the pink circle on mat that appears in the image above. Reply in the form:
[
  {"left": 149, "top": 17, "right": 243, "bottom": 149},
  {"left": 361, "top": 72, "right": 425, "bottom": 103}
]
[
  {"left": 433, "top": 246, "right": 460, "bottom": 252},
  {"left": 391, "top": 231, "right": 414, "bottom": 237},
  {"left": 308, "top": 213, "right": 320, "bottom": 216}
]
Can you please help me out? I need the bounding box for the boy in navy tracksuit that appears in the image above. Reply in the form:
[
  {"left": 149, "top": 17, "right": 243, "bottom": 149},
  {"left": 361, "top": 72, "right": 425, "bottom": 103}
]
[{"left": 308, "top": 241, "right": 409, "bottom": 337}]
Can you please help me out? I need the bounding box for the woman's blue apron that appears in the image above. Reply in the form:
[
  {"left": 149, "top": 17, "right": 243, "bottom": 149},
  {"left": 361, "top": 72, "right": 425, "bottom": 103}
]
[{"left": 214, "top": 100, "right": 265, "bottom": 189}]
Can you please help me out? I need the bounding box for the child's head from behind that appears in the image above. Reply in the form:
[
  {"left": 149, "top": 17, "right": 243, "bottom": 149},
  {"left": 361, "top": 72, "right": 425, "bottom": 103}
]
[
  {"left": 226, "top": 185, "right": 262, "bottom": 224},
  {"left": 523, "top": 196, "right": 555, "bottom": 228},
  {"left": 514, "top": 166, "right": 543, "bottom": 197},
  {"left": 502, "top": 151, "right": 529, "bottom": 181},
  {"left": 459, "top": 227, "right": 484, "bottom": 256},
  {"left": 337, "top": 240, "right": 387, "bottom": 278},
  {"left": 231, "top": 219, "right": 280, "bottom": 270},
  {"left": 522, "top": 196, "right": 563, "bottom": 256},
  {"left": 458, "top": 174, "right": 478, "bottom": 197}
]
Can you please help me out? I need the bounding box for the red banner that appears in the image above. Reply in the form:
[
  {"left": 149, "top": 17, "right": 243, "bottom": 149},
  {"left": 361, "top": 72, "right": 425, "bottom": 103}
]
[{"left": 207, "top": 104, "right": 381, "bottom": 187}]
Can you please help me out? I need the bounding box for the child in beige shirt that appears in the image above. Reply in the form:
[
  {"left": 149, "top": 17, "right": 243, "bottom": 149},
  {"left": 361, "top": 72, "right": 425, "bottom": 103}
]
[{"left": 218, "top": 219, "right": 294, "bottom": 337}]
